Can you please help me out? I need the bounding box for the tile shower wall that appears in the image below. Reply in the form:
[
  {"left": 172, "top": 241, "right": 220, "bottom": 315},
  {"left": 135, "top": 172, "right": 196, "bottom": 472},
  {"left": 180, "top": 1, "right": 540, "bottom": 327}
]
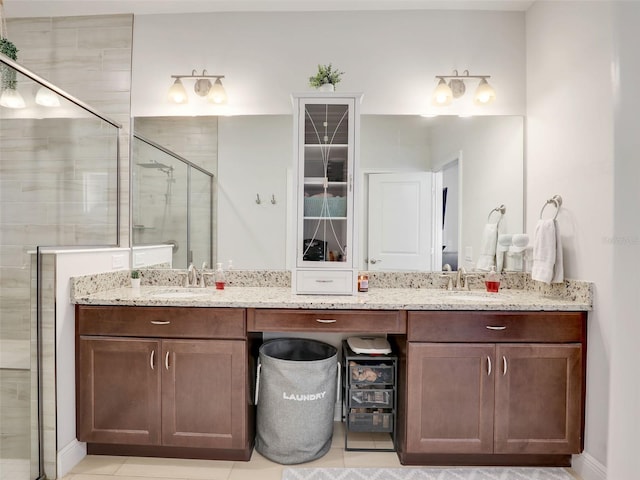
[{"left": 7, "top": 13, "right": 133, "bottom": 245}]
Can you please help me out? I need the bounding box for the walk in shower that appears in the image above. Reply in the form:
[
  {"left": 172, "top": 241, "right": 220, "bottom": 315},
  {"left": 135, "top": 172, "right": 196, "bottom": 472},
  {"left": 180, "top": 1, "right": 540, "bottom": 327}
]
[
  {"left": 0, "top": 55, "right": 120, "bottom": 479},
  {"left": 132, "top": 134, "right": 213, "bottom": 268}
]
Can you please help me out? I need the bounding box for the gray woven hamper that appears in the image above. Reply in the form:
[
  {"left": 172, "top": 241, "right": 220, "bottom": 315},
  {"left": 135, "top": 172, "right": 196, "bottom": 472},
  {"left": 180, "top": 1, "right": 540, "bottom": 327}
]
[{"left": 254, "top": 338, "right": 339, "bottom": 464}]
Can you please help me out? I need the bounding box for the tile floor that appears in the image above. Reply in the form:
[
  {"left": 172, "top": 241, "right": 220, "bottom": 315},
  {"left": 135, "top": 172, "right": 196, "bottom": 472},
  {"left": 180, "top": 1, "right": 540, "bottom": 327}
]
[{"left": 60, "top": 423, "right": 582, "bottom": 480}]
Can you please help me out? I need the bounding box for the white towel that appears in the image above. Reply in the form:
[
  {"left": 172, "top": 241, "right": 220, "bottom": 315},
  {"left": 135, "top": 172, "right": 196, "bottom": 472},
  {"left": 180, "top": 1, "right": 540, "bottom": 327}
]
[
  {"left": 476, "top": 223, "right": 498, "bottom": 271},
  {"left": 531, "top": 219, "right": 564, "bottom": 284},
  {"left": 496, "top": 234, "right": 513, "bottom": 273}
]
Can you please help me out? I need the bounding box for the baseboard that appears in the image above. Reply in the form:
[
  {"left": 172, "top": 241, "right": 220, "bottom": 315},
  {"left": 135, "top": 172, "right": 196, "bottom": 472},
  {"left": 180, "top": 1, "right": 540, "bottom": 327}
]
[
  {"left": 572, "top": 452, "right": 607, "bottom": 480},
  {"left": 57, "top": 439, "right": 86, "bottom": 479}
]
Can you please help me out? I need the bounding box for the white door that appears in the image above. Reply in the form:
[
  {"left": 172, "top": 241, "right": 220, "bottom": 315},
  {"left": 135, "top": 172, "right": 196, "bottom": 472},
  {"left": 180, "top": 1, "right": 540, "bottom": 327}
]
[{"left": 367, "top": 172, "right": 433, "bottom": 271}]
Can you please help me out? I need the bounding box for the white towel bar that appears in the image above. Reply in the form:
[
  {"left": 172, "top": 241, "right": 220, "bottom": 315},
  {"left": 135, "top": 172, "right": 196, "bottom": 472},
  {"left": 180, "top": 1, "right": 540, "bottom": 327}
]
[{"left": 539, "top": 195, "right": 563, "bottom": 220}]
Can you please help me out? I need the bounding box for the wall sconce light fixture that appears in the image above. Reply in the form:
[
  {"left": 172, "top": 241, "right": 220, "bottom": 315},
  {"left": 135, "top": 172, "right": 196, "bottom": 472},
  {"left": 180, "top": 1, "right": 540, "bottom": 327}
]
[
  {"left": 432, "top": 70, "right": 496, "bottom": 106},
  {"left": 0, "top": 86, "right": 62, "bottom": 109},
  {"left": 167, "top": 69, "right": 228, "bottom": 105},
  {"left": 35, "top": 86, "right": 60, "bottom": 107},
  {"left": 0, "top": 88, "right": 25, "bottom": 108}
]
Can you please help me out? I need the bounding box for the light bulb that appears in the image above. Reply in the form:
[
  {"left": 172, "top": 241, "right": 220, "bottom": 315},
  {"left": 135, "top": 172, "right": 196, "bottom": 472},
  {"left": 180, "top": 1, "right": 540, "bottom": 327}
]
[
  {"left": 207, "top": 78, "right": 228, "bottom": 104},
  {"left": 0, "top": 88, "right": 26, "bottom": 108},
  {"left": 35, "top": 86, "right": 61, "bottom": 107},
  {"left": 432, "top": 78, "right": 453, "bottom": 106},
  {"left": 474, "top": 78, "right": 496, "bottom": 105},
  {"left": 167, "top": 78, "right": 188, "bottom": 104}
]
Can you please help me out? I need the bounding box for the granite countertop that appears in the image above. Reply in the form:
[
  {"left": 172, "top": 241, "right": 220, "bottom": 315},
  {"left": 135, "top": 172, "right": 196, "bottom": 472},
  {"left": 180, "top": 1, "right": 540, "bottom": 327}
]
[{"left": 72, "top": 285, "right": 590, "bottom": 311}]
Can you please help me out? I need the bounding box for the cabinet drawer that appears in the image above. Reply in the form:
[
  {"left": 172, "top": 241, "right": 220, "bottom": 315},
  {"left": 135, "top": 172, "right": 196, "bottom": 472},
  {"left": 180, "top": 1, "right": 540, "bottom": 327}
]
[
  {"left": 247, "top": 309, "right": 406, "bottom": 333},
  {"left": 348, "top": 410, "right": 394, "bottom": 432},
  {"left": 349, "top": 388, "right": 394, "bottom": 409},
  {"left": 348, "top": 361, "right": 395, "bottom": 386},
  {"left": 295, "top": 269, "right": 355, "bottom": 294},
  {"left": 408, "top": 311, "right": 586, "bottom": 343},
  {"left": 76, "top": 305, "right": 246, "bottom": 339}
]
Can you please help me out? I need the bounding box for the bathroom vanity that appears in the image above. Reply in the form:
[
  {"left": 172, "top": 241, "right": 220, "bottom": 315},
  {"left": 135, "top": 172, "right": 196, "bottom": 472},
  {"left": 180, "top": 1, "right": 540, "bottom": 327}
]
[{"left": 73, "top": 282, "right": 589, "bottom": 466}]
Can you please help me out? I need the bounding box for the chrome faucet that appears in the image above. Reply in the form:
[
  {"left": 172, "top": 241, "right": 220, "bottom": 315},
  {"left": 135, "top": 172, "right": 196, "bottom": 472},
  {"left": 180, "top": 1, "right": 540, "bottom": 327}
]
[
  {"left": 187, "top": 263, "right": 199, "bottom": 287},
  {"left": 440, "top": 266, "right": 478, "bottom": 291},
  {"left": 439, "top": 268, "right": 456, "bottom": 290},
  {"left": 199, "top": 262, "right": 212, "bottom": 287},
  {"left": 455, "top": 266, "right": 467, "bottom": 290},
  {"left": 455, "top": 267, "right": 479, "bottom": 291}
]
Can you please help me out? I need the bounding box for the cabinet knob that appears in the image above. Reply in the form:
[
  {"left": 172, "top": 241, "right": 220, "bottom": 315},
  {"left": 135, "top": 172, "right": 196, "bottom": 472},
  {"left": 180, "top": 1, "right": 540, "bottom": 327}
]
[
  {"left": 316, "top": 319, "right": 337, "bottom": 324},
  {"left": 151, "top": 320, "right": 171, "bottom": 325},
  {"left": 485, "top": 325, "right": 506, "bottom": 331}
]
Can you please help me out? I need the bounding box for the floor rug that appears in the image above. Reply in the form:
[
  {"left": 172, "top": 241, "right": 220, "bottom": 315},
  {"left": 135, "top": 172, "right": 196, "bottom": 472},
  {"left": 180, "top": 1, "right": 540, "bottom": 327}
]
[{"left": 282, "top": 467, "right": 575, "bottom": 480}]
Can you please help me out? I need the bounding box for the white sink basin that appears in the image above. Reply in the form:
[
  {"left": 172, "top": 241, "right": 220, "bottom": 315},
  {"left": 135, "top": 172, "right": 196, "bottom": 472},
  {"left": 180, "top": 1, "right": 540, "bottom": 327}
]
[
  {"left": 150, "top": 290, "right": 211, "bottom": 299},
  {"left": 441, "top": 291, "right": 504, "bottom": 302}
]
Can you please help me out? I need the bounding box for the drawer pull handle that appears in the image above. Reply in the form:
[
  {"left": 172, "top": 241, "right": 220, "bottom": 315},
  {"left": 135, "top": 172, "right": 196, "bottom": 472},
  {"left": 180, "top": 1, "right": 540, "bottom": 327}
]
[
  {"left": 486, "top": 325, "right": 506, "bottom": 331},
  {"left": 487, "top": 356, "right": 492, "bottom": 376},
  {"left": 151, "top": 320, "right": 171, "bottom": 325},
  {"left": 315, "top": 279, "right": 334, "bottom": 283},
  {"left": 165, "top": 351, "right": 170, "bottom": 370},
  {"left": 316, "top": 319, "right": 337, "bottom": 324},
  {"left": 150, "top": 350, "right": 155, "bottom": 370}
]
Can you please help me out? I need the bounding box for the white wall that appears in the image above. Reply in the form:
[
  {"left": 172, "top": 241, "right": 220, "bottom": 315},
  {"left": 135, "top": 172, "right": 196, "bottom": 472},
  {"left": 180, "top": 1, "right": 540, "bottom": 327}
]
[
  {"left": 526, "top": 2, "right": 614, "bottom": 479},
  {"left": 217, "top": 115, "right": 292, "bottom": 269},
  {"left": 609, "top": 3, "right": 640, "bottom": 480},
  {"left": 131, "top": 10, "right": 526, "bottom": 117}
]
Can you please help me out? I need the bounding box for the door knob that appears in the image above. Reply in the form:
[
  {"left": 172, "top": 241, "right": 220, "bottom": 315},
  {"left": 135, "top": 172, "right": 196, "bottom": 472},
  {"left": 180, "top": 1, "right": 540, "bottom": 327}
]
[{"left": 370, "top": 258, "right": 381, "bottom": 264}]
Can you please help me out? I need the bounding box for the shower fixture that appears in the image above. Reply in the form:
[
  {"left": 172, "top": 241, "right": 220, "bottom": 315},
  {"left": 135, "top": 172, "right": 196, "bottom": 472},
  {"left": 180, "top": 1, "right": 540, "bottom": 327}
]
[{"left": 137, "top": 160, "right": 174, "bottom": 176}]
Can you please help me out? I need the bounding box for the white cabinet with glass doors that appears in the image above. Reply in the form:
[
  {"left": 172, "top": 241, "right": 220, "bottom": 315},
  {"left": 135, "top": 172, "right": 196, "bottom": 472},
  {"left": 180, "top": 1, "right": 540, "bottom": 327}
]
[{"left": 292, "top": 94, "right": 362, "bottom": 294}]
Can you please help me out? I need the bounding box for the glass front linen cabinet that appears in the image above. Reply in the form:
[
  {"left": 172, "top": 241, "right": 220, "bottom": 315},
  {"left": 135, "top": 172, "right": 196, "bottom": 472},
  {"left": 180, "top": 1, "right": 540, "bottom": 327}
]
[{"left": 292, "top": 94, "right": 362, "bottom": 294}]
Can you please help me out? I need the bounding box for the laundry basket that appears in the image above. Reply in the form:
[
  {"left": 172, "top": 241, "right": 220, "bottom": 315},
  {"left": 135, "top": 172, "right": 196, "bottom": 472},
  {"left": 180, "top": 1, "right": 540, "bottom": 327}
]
[{"left": 254, "top": 338, "right": 339, "bottom": 464}]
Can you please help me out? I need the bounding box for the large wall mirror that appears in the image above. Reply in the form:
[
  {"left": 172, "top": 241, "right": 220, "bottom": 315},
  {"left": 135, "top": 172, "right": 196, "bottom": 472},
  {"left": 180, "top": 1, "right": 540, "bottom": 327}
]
[{"left": 132, "top": 114, "right": 523, "bottom": 272}]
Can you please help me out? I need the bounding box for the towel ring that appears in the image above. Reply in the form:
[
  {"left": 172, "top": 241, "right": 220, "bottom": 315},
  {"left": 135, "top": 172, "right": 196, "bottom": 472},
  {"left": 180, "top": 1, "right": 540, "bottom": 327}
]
[
  {"left": 539, "top": 195, "right": 563, "bottom": 220},
  {"left": 487, "top": 204, "right": 506, "bottom": 223}
]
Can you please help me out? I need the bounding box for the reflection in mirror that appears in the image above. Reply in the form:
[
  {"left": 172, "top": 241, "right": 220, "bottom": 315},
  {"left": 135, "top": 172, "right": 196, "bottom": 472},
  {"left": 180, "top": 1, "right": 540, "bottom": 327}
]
[
  {"left": 131, "top": 134, "right": 214, "bottom": 269},
  {"left": 441, "top": 160, "right": 459, "bottom": 270},
  {"left": 132, "top": 115, "right": 523, "bottom": 272}
]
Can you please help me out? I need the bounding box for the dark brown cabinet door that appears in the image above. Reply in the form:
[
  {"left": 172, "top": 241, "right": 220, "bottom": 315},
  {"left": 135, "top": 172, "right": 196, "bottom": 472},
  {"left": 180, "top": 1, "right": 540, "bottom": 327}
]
[
  {"left": 406, "top": 342, "right": 495, "bottom": 454},
  {"left": 494, "top": 344, "right": 582, "bottom": 454},
  {"left": 161, "top": 339, "right": 248, "bottom": 449},
  {"left": 77, "top": 337, "right": 161, "bottom": 445}
]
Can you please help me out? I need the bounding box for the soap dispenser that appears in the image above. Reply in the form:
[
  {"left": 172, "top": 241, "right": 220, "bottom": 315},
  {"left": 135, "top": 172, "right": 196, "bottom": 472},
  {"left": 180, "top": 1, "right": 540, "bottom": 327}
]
[
  {"left": 485, "top": 266, "right": 500, "bottom": 293},
  {"left": 215, "top": 262, "right": 226, "bottom": 290}
]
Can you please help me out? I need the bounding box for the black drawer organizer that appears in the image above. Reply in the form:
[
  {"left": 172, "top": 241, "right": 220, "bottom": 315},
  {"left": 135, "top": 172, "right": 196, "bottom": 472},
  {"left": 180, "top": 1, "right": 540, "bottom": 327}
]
[{"left": 342, "top": 339, "right": 397, "bottom": 451}]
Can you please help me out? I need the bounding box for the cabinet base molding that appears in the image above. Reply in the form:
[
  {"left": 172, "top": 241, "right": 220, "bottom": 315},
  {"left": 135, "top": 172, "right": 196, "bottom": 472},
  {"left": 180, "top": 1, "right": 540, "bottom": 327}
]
[
  {"left": 398, "top": 453, "right": 571, "bottom": 467},
  {"left": 86, "top": 443, "right": 253, "bottom": 462}
]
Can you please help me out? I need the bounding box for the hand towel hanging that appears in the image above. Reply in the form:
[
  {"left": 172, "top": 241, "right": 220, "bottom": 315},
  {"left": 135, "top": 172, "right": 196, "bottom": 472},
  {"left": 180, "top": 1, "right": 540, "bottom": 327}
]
[
  {"left": 476, "top": 223, "right": 499, "bottom": 271},
  {"left": 531, "top": 219, "right": 563, "bottom": 284}
]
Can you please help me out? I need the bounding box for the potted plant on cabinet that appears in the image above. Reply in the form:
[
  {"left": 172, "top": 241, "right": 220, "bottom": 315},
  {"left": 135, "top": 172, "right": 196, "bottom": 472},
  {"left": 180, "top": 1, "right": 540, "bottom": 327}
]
[{"left": 309, "top": 63, "right": 344, "bottom": 92}]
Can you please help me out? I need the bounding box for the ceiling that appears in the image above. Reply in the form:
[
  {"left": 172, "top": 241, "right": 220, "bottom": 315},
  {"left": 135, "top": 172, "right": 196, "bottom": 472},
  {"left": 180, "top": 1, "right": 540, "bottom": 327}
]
[{"left": 4, "top": 0, "right": 535, "bottom": 18}]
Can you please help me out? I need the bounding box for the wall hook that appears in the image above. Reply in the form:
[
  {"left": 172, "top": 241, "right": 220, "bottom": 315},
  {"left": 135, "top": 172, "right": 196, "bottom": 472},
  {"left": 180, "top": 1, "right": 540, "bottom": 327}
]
[
  {"left": 271, "top": 194, "right": 277, "bottom": 205},
  {"left": 255, "top": 194, "right": 261, "bottom": 204}
]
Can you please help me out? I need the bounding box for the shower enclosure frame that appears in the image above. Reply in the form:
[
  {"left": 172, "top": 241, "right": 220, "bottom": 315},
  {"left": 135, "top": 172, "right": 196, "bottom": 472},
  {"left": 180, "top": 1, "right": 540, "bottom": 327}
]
[
  {"left": 131, "top": 132, "right": 214, "bottom": 268},
  {"left": 0, "top": 52, "right": 122, "bottom": 480}
]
